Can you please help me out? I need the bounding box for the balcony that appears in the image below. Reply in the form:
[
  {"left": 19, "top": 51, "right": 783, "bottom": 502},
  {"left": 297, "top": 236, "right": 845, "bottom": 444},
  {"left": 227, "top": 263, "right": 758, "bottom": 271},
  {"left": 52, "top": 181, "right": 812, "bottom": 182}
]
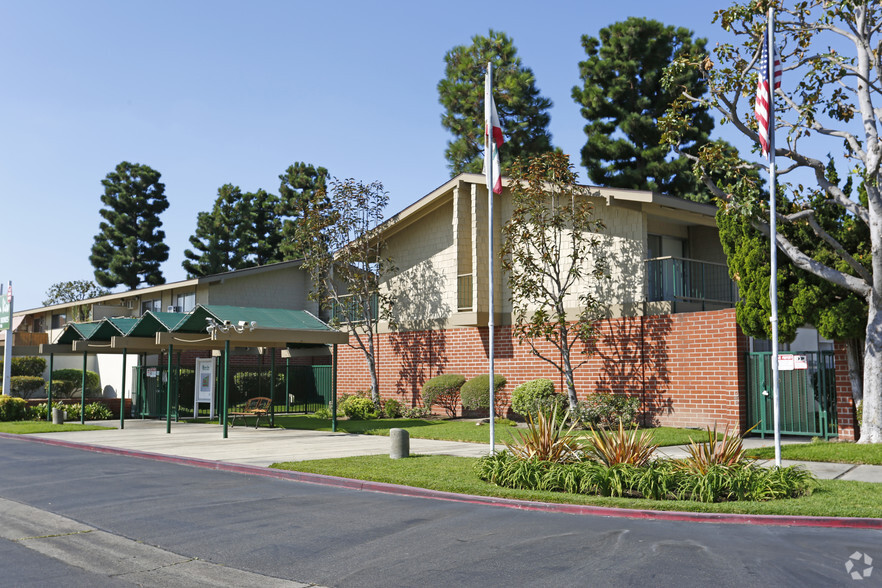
[
  {"left": 457, "top": 274, "right": 473, "bottom": 311},
  {"left": 645, "top": 257, "right": 738, "bottom": 310}
]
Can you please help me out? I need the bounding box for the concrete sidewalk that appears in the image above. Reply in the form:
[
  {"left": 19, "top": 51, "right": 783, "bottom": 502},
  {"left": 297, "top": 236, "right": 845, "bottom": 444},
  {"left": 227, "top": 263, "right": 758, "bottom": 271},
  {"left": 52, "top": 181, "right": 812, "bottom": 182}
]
[{"left": 25, "top": 419, "right": 882, "bottom": 483}]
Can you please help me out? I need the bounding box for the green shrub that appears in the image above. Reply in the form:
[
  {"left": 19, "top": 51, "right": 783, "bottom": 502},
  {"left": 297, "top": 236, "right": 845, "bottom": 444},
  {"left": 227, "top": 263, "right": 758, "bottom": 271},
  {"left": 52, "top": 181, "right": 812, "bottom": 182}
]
[
  {"left": 0, "top": 396, "right": 29, "bottom": 421},
  {"left": 460, "top": 374, "right": 507, "bottom": 411},
  {"left": 475, "top": 453, "right": 816, "bottom": 502},
  {"left": 46, "top": 380, "right": 77, "bottom": 399},
  {"left": 313, "top": 405, "right": 333, "bottom": 419},
  {"left": 341, "top": 394, "right": 379, "bottom": 420},
  {"left": 572, "top": 393, "right": 640, "bottom": 428},
  {"left": 58, "top": 402, "right": 110, "bottom": 420},
  {"left": 402, "top": 406, "right": 431, "bottom": 419},
  {"left": 12, "top": 356, "right": 47, "bottom": 377},
  {"left": 10, "top": 376, "right": 46, "bottom": 399},
  {"left": 421, "top": 374, "right": 466, "bottom": 417},
  {"left": 510, "top": 379, "right": 564, "bottom": 419},
  {"left": 51, "top": 369, "right": 101, "bottom": 398},
  {"left": 383, "top": 398, "right": 403, "bottom": 418},
  {"left": 85, "top": 402, "right": 112, "bottom": 420}
]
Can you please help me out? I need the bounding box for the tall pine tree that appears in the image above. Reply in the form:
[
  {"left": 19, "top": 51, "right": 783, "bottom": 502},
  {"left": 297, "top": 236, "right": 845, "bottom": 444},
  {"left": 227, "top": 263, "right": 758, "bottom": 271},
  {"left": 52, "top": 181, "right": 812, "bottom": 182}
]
[
  {"left": 182, "top": 185, "right": 283, "bottom": 277},
  {"left": 90, "top": 161, "right": 169, "bottom": 289},
  {"left": 572, "top": 18, "right": 712, "bottom": 199},
  {"left": 438, "top": 30, "right": 553, "bottom": 177},
  {"left": 182, "top": 184, "right": 251, "bottom": 277},
  {"left": 276, "top": 163, "right": 329, "bottom": 260}
]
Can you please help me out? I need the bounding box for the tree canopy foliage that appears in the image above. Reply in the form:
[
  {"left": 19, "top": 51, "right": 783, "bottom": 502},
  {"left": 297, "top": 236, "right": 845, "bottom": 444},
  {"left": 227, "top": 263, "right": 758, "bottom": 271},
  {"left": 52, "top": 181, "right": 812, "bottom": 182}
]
[
  {"left": 90, "top": 162, "right": 169, "bottom": 289},
  {"left": 276, "top": 162, "right": 329, "bottom": 261},
  {"left": 438, "top": 30, "right": 554, "bottom": 177},
  {"left": 573, "top": 17, "right": 713, "bottom": 200},
  {"left": 661, "top": 1, "right": 881, "bottom": 442},
  {"left": 500, "top": 152, "right": 608, "bottom": 411},
  {"left": 298, "top": 177, "right": 395, "bottom": 406}
]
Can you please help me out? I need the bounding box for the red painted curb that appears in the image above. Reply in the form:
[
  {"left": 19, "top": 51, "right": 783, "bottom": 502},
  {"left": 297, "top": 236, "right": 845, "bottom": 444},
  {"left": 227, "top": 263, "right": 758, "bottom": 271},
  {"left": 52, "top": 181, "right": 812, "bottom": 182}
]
[{"left": 4, "top": 432, "right": 881, "bottom": 530}]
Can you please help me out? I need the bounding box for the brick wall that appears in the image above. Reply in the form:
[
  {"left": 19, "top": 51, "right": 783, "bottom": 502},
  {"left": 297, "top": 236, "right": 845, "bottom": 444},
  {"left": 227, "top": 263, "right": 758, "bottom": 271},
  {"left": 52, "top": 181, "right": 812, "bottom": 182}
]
[
  {"left": 834, "top": 341, "right": 857, "bottom": 441},
  {"left": 337, "top": 308, "right": 751, "bottom": 432}
]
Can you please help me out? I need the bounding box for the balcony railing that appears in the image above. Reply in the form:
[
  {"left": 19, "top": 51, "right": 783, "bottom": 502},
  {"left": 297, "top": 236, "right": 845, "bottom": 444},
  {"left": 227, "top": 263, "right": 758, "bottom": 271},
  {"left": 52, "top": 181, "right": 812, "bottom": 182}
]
[
  {"left": 645, "top": 257, "right": 738, "bottom": 307},
  {"left": 331, "top": 292, "right": 379, "bottom": 324},
  {"left": 457, "top": 274, "right": 473, "bottom": 311}
]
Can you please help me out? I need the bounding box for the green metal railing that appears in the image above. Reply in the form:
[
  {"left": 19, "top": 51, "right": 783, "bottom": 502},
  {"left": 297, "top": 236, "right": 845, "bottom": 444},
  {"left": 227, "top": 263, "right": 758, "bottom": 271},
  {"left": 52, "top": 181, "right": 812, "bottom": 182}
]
[
  {"left": 331, "top": 292, "right": 379, "bottom": 323},
  {"left": 745, "top": 350, "right": 837, "bottom": 438},
  {"left": 137, "top": 361, "right": 333, "bottom": 420},
  {"left": 457, "top": 273, "right": 473, "bottom": 311},
  {"left": 645, "top": 257, "right": 737, "bottom": 308}
]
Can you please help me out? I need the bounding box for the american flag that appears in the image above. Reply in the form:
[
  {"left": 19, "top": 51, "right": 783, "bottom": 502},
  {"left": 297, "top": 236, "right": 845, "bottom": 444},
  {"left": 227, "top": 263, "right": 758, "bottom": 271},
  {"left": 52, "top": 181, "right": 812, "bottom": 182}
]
[{"left": 755, "top": 36, "right": 782, "bottom": 159}]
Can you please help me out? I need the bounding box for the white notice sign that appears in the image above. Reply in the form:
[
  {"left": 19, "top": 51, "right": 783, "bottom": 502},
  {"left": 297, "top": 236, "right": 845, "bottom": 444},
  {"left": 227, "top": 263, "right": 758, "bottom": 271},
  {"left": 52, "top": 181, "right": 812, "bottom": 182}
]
[
  {"left": 793, "top": 355, "right": 808, "bottom": 370},
  {"left": 778, "top": 354, "right": 795, "bottom": 371}
]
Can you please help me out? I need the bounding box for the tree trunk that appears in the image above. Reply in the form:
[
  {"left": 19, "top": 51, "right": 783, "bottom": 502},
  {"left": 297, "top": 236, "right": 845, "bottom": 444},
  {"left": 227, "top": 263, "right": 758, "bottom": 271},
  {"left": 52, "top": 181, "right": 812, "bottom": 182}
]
[
  {"left": 859, "top": 297, "right": 882, "bottom": 443},
  {"left": 560, "top": 346, "right": 578, "bottom": 411},
  {"left": 365, "top": 331, "right": 381, "bottom": 408}
]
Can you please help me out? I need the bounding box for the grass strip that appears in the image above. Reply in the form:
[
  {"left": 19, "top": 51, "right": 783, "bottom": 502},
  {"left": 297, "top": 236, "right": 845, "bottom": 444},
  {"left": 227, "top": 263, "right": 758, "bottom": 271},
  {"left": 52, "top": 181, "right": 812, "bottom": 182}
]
[
  {"left": 747, "top": 441, "right": 882, "bottom": 465},
  {"left": 266, "top": 415, "right": 716, "bottom": 447},
  {"left": 0, "top": 422, "right": 111, "bottom": 434},
  {"left": 271, "top": 454, "right": 882, "bottom": 518}
]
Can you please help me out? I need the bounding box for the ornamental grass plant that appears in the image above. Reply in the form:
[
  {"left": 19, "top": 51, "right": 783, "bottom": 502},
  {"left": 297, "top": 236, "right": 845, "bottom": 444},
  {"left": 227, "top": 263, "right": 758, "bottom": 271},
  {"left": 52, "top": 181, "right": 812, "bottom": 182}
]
[{"left": 504, "top": 408, "right": 584, "bottom": 463}]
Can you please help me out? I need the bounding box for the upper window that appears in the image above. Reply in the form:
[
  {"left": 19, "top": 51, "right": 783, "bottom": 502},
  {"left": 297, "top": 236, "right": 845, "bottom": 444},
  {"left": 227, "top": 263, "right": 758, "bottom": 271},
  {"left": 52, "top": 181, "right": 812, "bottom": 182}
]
[
  {"left": 141, "top": 299, "right": 161, "bottom": 316},
  {"left": 50, "top": 313, "right": 67, "bottom": 329},
  {"left": 176, "top": 292, "right": 196, "bottom": 313}
]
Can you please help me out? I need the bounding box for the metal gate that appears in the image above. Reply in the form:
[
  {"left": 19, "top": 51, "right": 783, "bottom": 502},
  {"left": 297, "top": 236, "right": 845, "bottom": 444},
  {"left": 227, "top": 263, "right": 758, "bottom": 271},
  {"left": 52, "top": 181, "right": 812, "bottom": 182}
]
[
  {"left": 134, "top": 365, "right": 184, "bottom": 419},
  {"left": 745, "top": 351, "right": 837, "bottom": 438},
  {"left": 134, "top": 362, "right": 332, "bottom": 419}
]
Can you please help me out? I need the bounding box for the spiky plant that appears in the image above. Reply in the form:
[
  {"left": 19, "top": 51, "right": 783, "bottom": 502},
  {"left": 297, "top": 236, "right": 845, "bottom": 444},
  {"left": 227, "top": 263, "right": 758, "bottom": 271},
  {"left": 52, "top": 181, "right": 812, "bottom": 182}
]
[
  {"left": 505, "top": 408, "right": 585, "bottom": 463},
  {"left": 679, "top": 423, "right": 754, "bottom": 475},
  {"left": 584, "top": 419, "right": 658, "bottom": 467}
]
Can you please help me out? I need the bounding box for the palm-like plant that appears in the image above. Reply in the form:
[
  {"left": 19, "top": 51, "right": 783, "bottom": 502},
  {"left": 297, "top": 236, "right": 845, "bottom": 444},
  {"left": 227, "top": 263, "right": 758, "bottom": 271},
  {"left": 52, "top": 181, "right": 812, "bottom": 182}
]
[
  {"left": 505, "top": 408, "right": 584, "bottom": 463},
  {"left": 679, "top": 423, "right": 755, "bottom": 475},
  {"left": 584, "top": 419, "right": 658, "bottom": 467}
]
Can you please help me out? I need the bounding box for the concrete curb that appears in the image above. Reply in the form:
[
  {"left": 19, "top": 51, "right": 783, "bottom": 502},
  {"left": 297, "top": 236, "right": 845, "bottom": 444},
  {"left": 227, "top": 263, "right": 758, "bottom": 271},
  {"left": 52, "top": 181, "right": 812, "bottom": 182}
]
[{"left": 4, "top": 432, "right": 881, "bottom": 530}]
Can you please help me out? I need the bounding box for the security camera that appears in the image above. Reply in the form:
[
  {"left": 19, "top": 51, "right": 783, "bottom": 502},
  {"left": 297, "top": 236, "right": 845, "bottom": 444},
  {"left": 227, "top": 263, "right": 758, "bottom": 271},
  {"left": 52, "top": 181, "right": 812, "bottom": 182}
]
[
  {"left": 250, "top": 321, "right": 257, "bottom": 329},
  {"left": 238, "top": 320, "right": 247, "bottom": 328},
  {"left": 223, "top": 320, "right": 232, "bottom": 327}
]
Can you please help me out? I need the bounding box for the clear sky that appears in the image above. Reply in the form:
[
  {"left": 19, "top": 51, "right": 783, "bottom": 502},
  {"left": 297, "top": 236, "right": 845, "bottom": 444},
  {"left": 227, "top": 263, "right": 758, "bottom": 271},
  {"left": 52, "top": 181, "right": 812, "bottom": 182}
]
[{"left": 2, "top": 0, "right": 748, "bottom": 311}]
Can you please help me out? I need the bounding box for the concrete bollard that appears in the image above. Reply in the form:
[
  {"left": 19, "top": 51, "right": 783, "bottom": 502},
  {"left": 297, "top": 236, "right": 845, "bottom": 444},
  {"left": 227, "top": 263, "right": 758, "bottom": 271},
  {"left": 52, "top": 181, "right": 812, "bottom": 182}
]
[
  {"left": 390, "top": 428, "right": 410, "bottom": 459},
  {"left": 51, "top": 407, "right": 65, "bottom": 425}
]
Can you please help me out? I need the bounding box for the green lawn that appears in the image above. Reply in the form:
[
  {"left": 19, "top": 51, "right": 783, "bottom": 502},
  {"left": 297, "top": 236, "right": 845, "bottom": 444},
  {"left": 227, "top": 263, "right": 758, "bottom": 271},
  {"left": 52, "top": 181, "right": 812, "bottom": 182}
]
[
  {"left": 267, "top": 415, "right": 719, "bottom": 447},
  {"left": 0, "top": 422, "right": 111, "bottom": 434},
  {"left": 747, "top": 440, "right": 882, "bottom": 465},
  {"left": 271, "top": 454, "right": 882, "bottom": 518}
]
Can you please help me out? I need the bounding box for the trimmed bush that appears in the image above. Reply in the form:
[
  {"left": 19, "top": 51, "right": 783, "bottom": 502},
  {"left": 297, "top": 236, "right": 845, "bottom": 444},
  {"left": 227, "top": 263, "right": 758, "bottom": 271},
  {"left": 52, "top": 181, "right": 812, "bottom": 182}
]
[
  {"left": 341, "top": 394, "right": 379, "bottom": 420},
  {"left": 460, "top": 374, "right": 507, "bottom": 412},
  {"left": 10, "top": 376, "right": 46, "bottom": 399},
  {"left": 0, "top": 396, "right": 28, "bottom": 421},
  {"left": 510, "top": 379, "right": 564, "bottom": 419},
  {"left": 313, "top": 405, "right": 333, "bottom": 419},
  {"left": 572, "top": 393, "right": 640, "bottom": 429},
  {"left": 51, "top": 369, "right": 101, "bottom": 398},
  {"left": 383, "top": 398, "right": 403, "bottom": 418},
  {"left": 12, "top": 356, "right": 47, "bottom": 377},
  {"left": 421, "top": 374, "right": 466, "bottom": 417}
]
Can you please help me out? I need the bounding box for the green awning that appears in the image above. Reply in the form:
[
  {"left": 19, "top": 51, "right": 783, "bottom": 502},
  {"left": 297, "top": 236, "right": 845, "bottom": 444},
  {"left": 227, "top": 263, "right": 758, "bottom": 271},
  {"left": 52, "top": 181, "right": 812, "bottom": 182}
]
[{"left": 175, "top": 305, "right": 336, "bottom": 333}]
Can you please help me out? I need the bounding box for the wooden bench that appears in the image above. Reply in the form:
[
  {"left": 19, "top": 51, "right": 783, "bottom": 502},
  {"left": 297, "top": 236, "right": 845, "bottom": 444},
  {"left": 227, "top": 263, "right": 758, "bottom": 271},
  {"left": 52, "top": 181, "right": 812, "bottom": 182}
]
[{"left": 228, "top": 397, "right": 272, "bottom": 428}]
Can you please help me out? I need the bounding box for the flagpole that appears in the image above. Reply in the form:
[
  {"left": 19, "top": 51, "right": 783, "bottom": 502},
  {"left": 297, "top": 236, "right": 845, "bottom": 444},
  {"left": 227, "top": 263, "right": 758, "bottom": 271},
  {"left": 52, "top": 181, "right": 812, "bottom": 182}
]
[
  {"left": 485, "top": 62, "right": 496, "bottom": 453},
  {"left": 767, "top": 8, "right": 782, "bottom": 467},
  {"left": 2, "top": 282, "right": 13, "bottom": 397}
]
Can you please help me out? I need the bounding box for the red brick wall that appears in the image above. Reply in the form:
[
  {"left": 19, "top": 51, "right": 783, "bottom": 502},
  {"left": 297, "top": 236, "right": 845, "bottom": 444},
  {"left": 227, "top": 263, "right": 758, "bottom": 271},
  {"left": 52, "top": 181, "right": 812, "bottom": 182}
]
[
  {"left": 834, "top": 341, "right": 856, "bottom": 441},
  {"left": 337, "top": 308, "right": 751, "bottom": 432}
]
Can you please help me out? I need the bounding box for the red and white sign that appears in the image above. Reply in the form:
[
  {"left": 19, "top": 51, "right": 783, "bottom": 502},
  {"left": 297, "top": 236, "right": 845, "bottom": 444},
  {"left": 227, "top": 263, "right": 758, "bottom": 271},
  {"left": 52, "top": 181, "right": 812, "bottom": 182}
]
[{"left": 778, "top": 354, "right": 794, "bottom": 371}]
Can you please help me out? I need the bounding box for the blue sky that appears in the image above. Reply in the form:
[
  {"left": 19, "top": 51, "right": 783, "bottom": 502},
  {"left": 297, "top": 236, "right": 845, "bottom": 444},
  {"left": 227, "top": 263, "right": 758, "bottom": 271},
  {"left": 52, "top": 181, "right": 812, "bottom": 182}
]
[{"left": 2, "top": 0, "right": 749, "bottom": 310}]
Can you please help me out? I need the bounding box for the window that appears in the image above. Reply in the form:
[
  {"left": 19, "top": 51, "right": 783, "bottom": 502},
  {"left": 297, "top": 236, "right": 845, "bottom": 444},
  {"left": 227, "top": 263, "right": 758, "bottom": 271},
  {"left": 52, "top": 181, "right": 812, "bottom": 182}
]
[
  {"left": 141, "top": 299, "right": 161, "bottom": 316},
  {"left": 50, "top": 313, "right": 67, "bottom": 329},
  {"left": 176, "top": 292, "right": 196, "bottom": 313},
  {"left": 647, "top": 234, "right": 687, "bottom": 259}
]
